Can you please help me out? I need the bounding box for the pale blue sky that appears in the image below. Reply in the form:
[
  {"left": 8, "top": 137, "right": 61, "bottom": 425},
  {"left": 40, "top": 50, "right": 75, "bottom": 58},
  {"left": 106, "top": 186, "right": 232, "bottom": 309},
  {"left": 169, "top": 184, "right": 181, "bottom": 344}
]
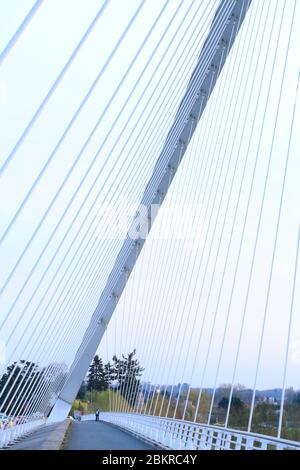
[{"left": 0, "top": 0, "right": 299, "bottom": 393}]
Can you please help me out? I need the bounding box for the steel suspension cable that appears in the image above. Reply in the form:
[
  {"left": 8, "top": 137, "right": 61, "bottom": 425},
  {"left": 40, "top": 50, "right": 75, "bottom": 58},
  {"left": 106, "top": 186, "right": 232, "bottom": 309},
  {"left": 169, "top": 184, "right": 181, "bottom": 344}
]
[
  {"left": 278, "top": 226, "right": 300, "bottom": 438},
  {"left": 0, "top": 0, "right": 209, "bottom": 408},
  {"left": 0, "top": 0, "right": 110, "bottom": 174},
  {"left": 222, "top": 1, "right": 289, "bottom": 429},
  {"left": 206, "top": 0, "right": 278, "bottom": 426},
  {"left": 0, "top": 0, "right": 44, "bottom": 65},
  {"left": 173, "top": 4, "right": 252, "bottom": 420},
  {"left": 0, "top": 1, "right": 145, "bottom": 246},
  {"left": 247, "top": 8, "right": 298, "bottom": 430},
  {"left": 181, "top": 0, "right": 263, "bottom": 422}
]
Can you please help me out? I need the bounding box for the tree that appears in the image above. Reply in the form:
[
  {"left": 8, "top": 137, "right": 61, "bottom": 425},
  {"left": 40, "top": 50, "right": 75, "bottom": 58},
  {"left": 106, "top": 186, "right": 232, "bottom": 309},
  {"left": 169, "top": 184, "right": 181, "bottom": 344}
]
[
  {"left": 218, "top": 396, "right": 244, "bottom": 412},
  {"left": 104, "top": 362, "right": 114, "bottom": 389},
  {"left": 113, "top": 350, "right": 144, "bottom": 407},
  {"left": 218, "top": 397, "right": 229, "bottom": 410},
  {"left": 293, "top": 393, "right": 300, "bottom": 407},
  {"left": 234, "top": 384, "right": 246, "bottom": 391},
  {"left": 87, "top": 355, "right": 107, "bottom": 392},
  {"left": 231, "top": 396, "right": 244, "bottom": 412},
  {"left": 182, "top": 389, "right": 211, "bottom": 422},
  {"left": 0, "top": 360, "right": 46, "bottom": 415},
  {"left": 76, "top": 381, "right": 87, "bottom": 400}
]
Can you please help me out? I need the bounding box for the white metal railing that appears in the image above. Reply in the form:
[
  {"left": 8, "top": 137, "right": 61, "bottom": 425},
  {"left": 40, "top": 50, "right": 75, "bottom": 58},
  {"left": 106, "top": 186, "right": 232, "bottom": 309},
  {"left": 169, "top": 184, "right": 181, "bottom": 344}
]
[
  {"left": 0, "top": 418, "right": 45, "bottom": 448},
  {"left": 99, "top": 412, "right": 300, "bottom": 450}
]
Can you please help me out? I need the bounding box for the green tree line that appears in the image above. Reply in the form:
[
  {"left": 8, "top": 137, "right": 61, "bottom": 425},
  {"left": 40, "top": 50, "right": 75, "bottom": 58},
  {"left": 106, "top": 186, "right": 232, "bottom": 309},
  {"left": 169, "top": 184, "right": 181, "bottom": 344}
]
[{"left": 77, "top": 349, "right": 144, "bottom": 409}]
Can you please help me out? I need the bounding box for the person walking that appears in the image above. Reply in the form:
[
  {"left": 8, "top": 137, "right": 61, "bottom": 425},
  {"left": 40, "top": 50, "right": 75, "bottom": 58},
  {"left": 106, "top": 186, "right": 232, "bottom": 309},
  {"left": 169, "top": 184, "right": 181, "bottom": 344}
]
[{"left": 95, "top": 409, "right": 100, "bottom": 422}]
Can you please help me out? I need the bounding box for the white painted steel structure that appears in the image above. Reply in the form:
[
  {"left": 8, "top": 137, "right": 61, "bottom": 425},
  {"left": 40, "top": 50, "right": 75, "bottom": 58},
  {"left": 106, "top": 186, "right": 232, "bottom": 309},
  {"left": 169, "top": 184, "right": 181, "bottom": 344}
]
[
  {"left": 80, "top": 413, "right": 300, "bottom": 451},
  {"left": 49, "top": 0, "right": 252, "bottom": 425},
  {"left": 0, "top": 0, "right": 299, "bottom": 451}
]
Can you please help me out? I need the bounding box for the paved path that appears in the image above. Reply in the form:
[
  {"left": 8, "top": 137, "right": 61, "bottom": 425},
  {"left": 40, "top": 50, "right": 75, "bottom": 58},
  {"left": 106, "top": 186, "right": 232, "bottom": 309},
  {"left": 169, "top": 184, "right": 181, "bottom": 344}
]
[
  {"left": 9, "top": 421, "right": 69, "bottom": 450},
  {"left": 64, "top": 420, "right": 156, "bottom": 450}
]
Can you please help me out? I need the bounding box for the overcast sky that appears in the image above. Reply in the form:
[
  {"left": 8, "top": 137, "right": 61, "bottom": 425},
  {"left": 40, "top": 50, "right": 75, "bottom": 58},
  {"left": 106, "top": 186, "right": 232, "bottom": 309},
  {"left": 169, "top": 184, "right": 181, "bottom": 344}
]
[{"left": 0, "top": 0, "right": 299, "bottom": 393}]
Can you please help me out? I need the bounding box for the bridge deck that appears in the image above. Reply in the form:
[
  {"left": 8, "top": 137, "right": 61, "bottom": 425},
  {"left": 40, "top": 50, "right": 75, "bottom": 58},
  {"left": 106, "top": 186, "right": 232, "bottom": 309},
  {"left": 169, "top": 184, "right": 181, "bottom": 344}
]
[
  {"left": 8, "top": 422, "right": 66, "bottom": 450},
  {"left": 63, "top": 420, "right": 156, "bottom": 450},
  {"left": 8, "top": 420, "right": 156, "bottom": 450}
]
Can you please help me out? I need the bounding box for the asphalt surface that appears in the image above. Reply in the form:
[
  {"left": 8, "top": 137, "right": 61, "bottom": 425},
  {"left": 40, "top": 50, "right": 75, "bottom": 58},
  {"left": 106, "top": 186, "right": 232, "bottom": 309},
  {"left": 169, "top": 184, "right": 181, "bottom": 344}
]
[
  {"left": 64, "top": 420, "right": 156, "bottom": 450},
  {"left": 8, "top": 423, "right": 61, "bottom": 450}
]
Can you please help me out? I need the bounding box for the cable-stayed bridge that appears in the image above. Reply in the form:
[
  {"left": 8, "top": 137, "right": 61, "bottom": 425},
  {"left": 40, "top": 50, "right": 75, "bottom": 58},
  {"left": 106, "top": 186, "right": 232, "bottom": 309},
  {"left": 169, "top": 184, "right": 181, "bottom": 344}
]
[{"left": 0, "top": 0, "right": 299, "bottom": 450}]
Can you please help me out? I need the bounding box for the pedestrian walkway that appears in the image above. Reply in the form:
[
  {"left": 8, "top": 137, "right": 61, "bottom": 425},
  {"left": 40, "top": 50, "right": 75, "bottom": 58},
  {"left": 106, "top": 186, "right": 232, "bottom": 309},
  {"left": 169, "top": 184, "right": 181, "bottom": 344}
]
[
  {"left": 8, "top": 421, "right": 68, "bottom": 450},
  {"left": 63, "top": 420, "right": 156, "bottom": 450}
]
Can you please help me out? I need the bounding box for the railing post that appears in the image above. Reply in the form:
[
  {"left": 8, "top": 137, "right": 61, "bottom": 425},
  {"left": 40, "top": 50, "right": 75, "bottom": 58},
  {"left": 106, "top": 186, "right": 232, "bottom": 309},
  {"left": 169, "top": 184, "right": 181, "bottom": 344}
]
[
  {"left": 215, "top": 431, "right": 223, "bottom": 450},
  {"left": 101, "top": 413, "right": 300, "bottom": 451},
  {"left": 206, "top": 430, "right": 213, "bottom": 450},
  {"left": 224, "top": 432, "right": 232, "bottom": 450},
  {"left": 235, "top": 435, "right": 242, "bottom": 450},
  {"left": 199, "top": 428, "right": 208, "bottom": 450},
  {"left": 246, "top": 437, "right": 254, "bottom": 450}
]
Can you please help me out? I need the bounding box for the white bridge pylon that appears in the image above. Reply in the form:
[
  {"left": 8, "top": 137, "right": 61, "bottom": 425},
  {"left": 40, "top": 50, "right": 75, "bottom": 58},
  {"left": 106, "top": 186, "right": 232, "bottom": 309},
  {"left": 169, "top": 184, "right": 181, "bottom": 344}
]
[{"left": 49, "top": 0, "right": 253, "bottom": 423}]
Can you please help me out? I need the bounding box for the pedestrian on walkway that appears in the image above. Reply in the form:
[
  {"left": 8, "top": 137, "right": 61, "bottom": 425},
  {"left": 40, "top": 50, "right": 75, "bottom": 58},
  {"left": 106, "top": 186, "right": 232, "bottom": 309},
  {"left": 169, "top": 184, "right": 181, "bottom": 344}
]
[{"left": 95, "top": 409, "right": 100, "bottom": 422}]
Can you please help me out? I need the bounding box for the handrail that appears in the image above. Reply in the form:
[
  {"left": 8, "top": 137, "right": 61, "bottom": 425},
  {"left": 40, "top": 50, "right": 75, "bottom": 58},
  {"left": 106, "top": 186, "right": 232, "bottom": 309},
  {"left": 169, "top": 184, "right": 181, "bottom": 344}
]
[{"left": 98, "top": 412, "right": 300, "bottom": 450}]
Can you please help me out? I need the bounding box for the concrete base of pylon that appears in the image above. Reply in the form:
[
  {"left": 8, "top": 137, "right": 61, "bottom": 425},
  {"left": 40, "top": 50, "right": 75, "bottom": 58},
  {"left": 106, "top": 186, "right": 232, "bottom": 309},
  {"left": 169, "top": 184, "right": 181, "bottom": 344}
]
[{"left": 47, "top": 397, "right": 72, "bottom": 424}]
